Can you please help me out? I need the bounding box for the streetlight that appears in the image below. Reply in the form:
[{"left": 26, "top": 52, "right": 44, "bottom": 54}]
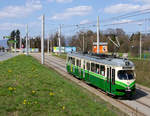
[{"left": 41, "top": 15, "right": 45, "bottom": 64}]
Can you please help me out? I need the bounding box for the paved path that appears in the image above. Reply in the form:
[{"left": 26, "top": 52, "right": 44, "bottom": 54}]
[{"left": 0, "top": 52, "right": 18, "bottom": 61}]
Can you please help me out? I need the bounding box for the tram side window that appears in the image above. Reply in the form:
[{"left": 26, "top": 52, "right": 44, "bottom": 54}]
[
  {"left": 96, "top": 64, "right": 100, "bottom": 74},
  {"left": 91, "top": 63, "right": 97, "bottom": 73},
  {"left": 77, "top": 59, "right": 81, "bottom": 67},
  {"left": 100, "top": 65, "right": 105, "bottom": 76},
  {"left": 72, "top": 58, "right": 75, "bottom": 65},
  {"left": 107, "top": 68, "right": 109, "bottom": 83},
  {"left": 86, "top": 62, "right": 90, "bottom": 71},
  {"left": 83, "top": 60, "right": 85, "bottom": 69},
  {"left": 112, "top": 69, "right": 115, "bottom": 85},
  {"left": 91, "top": 63, "right": 96, "bottom": 72}
]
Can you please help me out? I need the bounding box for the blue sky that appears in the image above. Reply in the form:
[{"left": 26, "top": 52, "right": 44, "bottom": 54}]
[{"left": 0, "top": 0, "right": 150, "bottom": 41}]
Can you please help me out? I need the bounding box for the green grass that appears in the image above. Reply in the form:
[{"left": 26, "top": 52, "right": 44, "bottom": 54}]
[
  {"left": 0, "top": 55, "right": 123, "bottom": 116},
  {"left": 121, "top": 52, "right": 150, "bottom": 60},
  {"left": 52, "top": 53, "right": 67, "bottom": 60},
  {"left": 131, "top": 59, "right": 150, "bottom": 88}
]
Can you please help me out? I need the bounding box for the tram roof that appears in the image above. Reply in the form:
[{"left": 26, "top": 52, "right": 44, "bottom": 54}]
[{"left": 68, "top": 52, "right": 134, "bottom": 67}]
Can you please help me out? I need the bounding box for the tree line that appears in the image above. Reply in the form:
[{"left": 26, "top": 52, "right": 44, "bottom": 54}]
[{"left": 7, "top": 28, "right": 150, "bottom": 56}]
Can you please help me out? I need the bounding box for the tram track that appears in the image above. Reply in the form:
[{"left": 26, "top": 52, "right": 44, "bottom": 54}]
[
  {"left": 39, "top": 54, "right": 150, "bottom": 108},
  {"left": 31, "top": 53, "right": 150, "bottom": 116}
]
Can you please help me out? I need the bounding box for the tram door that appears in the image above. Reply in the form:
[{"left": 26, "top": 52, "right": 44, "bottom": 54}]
[{"left": 107, "top": 67, "right": 112, "bottom": 93}]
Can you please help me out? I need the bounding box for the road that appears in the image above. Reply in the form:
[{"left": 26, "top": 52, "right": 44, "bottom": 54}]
[
  {"left": 31, "top": 53, "right": 150, "bottom": 116},
  {"left": 0, "top": 52, "right": 18, "bottom": 61}
]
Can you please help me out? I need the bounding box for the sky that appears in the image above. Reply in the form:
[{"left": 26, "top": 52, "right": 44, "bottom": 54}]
[{"left": 0, "top": 0, "right": 150, "bottom": 42}]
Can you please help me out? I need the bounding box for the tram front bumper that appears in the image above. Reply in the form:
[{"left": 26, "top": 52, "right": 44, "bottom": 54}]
[{"left": 116, "top": 87, "right": 135, "bottom": 96}]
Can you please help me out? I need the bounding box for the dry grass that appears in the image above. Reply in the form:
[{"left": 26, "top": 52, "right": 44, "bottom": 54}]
[{"left": 131, "top": 59, "right": 150, "bottom": 88}]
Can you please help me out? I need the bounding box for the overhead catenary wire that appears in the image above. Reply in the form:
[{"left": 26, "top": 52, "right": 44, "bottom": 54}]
[
  {"left": 56, "top": 8, "right": 150, "bottom": 30},
  {"left": 46, "top": 8, "right": 150, "bottom": 39}
]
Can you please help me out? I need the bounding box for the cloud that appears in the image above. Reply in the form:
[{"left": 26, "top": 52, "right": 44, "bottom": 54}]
[
  {"left": 0, "top": 21, "right": 41, "bottom": 31},
  {"left": 47, "top": 0, "right": 73, "bottom": 3},
  {"left": 0, "top": 0, "right": 42, "bottom": 19},
  {"left": 134, "top": 0, "right": 150, "bottom": 3},
  {"left": 80, "top": 19, "right": 90, "bottom": 24},
  {"left": 0, "top": 23, "right": 25, "bottom": 31},
  {"left": 112, "top": 19, "right": 132, "bottom": 24},
  {"left": 104, "top": 4, "right": 140, "bottom": 14},
  {"left": 104, "top": 3, "right": 150, "bottom": 14},
  {"left": 51, "top": 6, "right": 92, "bottom": 20}
]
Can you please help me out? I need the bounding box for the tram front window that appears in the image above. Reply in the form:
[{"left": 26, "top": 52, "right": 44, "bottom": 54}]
[{"left": 118, "top": 70, "right": 134, "bottom": 80}]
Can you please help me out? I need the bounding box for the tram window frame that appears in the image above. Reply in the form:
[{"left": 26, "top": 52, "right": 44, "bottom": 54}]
[
  {"left": 86, "top": 62, "right": 90, "bottom": 71},
  {"left": 100, "top": 65, "right": 105, "bottom": 76},
  {"left": 112, "top": 69, "right": 115, "bottom": 85}
]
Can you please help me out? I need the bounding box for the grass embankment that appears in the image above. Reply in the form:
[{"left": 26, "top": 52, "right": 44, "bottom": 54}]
[
  {"left": 131, "top": 59, "right": 150, "bottom": 88},
  {"left": 52, "top": 53, "right": 67, "bottom": 60},
  {"left": 0, "top": 55, "right": 123, "bottom": 116}
]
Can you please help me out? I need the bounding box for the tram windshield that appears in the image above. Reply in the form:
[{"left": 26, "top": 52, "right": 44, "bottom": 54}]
[{"left": 118, "top": 70, "right": 134, "bottom": 80}]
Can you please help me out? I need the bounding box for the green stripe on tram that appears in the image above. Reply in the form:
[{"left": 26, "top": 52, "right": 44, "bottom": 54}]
[
  {"left": 89, "top": 71, "right": 107, "bottom": 80},
  {"left": 129, "top": 81, "right": 135, "bottom": 88},
  {"left": 67, "top": 63, "right": 135, "bottom": 89},
  {"left": 115, "top": 81, "right": 128, "bottom": 88}
]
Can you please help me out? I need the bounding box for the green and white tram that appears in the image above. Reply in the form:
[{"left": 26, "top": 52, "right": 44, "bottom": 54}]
[{"left": 66, "top": 52, "right": 136, "bottom": 97}]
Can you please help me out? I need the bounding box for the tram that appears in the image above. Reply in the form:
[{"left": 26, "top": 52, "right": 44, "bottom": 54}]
[{"left": 66, "top": 52, "right": 136, "bottom": 97}]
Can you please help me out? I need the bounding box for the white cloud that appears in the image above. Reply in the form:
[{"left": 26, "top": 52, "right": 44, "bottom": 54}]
[
  {"left": 112, "top": 19, "right": 132, "bottom": 24},
  {"left": 134, "top": 0, "right": 150, "bottom": 3},
  {"left": 47, "top": 0, "right": 73, "bottom": 3},
  {"left": 104, "top": 3, "right": 150, "bottom": 14},
  {"left": 104, "top": 4, "right": 140, "bottom": 14},
  {"left": 0, "top": 0, "right": 42, "bottom": 19},
  {"left": 51, "top": 6, "right": 92, "bottom": 20},
  {"left": 80, "top": 19, "right": 90, "bottom": 24},
  {"left": 0, "top": 23, "right": 25, "bottom": 31},
  {"left": 0, "top": 21, "right": 41, "bottom": 31}
]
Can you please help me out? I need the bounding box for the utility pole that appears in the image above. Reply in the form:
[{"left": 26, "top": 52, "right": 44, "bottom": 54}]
[
  {"left": 83, "top": 33, "right": 85, "bottom": 52},
  {"left": 97, "top": 16, "right": 100, "bottom": 54},
  {"left": 28, "top": 36, "right": 30, "bottom": 53},
  {"left": 140, "top": 31, "right": 142, "bottom": 59},
  {"left": 26, "top": 24, "right": 29, "bottom": 55},
  {"left": 41, "top": 15, "right": 45, "bottom": 64},
  {"left": 20, "top": 34, "right": 22, "bottom": 52},
  {"left": 145, "top": 18, "right": 147, "bottom": 36},
  {"left": 58, "top": 25, "right": 61, "bottom": 55},
  {"left": 14, "top": 35, "right": 16, "bottom": 53},
  {"left": 47, "top": 35, "right": 50, "bottom": 54},
  {"left": 139, "top": 23, "right": 142, "bottom": 59},
  {"left": 51, "top": 40, "right": 53, "bottom": 52}
]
